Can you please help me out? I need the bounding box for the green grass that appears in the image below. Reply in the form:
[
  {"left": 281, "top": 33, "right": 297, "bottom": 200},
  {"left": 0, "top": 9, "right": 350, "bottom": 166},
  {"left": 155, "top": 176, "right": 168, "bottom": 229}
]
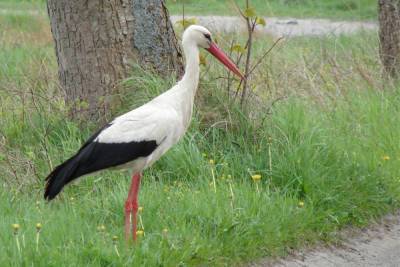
[
  {"left": 2, "top": 0, "right": 377, "bottom": 20},
  {"left": 1, "top": 10, "right": 400, "bottom": 267},
  {"left": 168, "top": 0, "right": 378, "bottom": 20}
]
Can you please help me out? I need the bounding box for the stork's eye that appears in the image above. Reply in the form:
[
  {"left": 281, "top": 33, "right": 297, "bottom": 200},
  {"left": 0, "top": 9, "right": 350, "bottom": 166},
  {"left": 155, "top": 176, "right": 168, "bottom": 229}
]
[{"left": 204, "top": 33, "right": 211, "bottom": 41}]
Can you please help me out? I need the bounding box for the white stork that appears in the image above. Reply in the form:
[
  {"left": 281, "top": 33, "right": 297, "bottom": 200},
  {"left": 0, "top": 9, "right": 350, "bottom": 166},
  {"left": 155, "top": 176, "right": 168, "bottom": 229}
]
[{"left": 44, "top": 25, "right": 243, "bottom": 241}]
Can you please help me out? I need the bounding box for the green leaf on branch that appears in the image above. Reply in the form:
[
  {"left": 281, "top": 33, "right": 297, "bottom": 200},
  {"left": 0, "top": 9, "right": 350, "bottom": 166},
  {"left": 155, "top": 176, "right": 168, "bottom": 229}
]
[
  {"left": 231, "top": 44, "right": 246, "bottom": 53},
  {"left": 244, "top": 7, "right": 256, "bottom": 18},
  {"left": 256, "top": 17, "right": 266, "bottom": 26}
]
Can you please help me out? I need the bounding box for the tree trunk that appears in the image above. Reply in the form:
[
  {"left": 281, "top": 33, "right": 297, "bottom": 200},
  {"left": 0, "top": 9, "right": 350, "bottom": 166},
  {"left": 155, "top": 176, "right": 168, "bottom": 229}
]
[
  {"left": 47, "top": 0, "right": 183, "bottom": 121},
  {"left": 379, "top": 0, "right": 400, "bottom": 78},
  {"left": 132, "top": 0, "right": 183, "bottom": 76}
]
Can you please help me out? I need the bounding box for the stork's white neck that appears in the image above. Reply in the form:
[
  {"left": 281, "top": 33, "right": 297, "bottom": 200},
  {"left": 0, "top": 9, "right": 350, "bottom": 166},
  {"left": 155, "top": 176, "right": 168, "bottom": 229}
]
[
  {"left": 165, "top": 39, "right": 200, "bottom": 129},
  {"left": 179, "top": 40, "right": 200, "bottom": 94}
]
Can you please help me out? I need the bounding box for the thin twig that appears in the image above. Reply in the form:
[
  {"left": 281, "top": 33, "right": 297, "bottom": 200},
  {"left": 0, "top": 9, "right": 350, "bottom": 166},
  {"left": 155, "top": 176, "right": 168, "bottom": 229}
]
[
  {"left": 248, "top": 37, "right": 284, "bottom": 77},
  {"left": 226, "top": 38, "right": 235, "bottom": 95},
  {"left": 229, "top": 0, "right": 246, "bottom": 18},
  {"left": 240, "top": 0, "right": 253, "bottom": 106},
  {"left": 2, "top": 147, "right": 21, "bottom": 186},
  {"left": 234, "top": 79, "right": 243, "bottom": 100},
  {"left": 40, "top": 124, "right": 54, "bottom": 171}
]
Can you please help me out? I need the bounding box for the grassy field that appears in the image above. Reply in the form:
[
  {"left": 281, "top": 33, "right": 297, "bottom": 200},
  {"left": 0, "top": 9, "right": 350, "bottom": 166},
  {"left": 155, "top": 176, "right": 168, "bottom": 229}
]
[
  {"left": 1, "top": 4, "right": 400, "bottom": 267},
  {"left": 168, "top": 0, "right": 377, "bottom": 20},
  {"left": 1, "top": 0, "right": 377, "bottom": 20}
]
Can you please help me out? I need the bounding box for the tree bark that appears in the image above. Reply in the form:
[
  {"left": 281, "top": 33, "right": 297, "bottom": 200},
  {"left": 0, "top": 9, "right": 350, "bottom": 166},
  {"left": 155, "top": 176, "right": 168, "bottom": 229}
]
[
  {"left": 379, "top": 0, "right": 400, "bottom": 78},
  {"left": 132, "top": 0, "right": 183, "bottom": 76},
  {"left": 47, "top": 0, "right": 183, "bottom": 121}
]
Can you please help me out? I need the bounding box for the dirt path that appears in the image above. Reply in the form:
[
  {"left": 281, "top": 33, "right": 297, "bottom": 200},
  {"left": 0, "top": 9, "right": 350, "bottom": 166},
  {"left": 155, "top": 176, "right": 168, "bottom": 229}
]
[
  {"left": 250, "top": 214, "right": 400, "bottom": 267},
  {"left": 0, "top": 9, "right": 377, "bottom": 37},
  {"left": 170, "top": 15, "right": 377, "bottom": 37}
]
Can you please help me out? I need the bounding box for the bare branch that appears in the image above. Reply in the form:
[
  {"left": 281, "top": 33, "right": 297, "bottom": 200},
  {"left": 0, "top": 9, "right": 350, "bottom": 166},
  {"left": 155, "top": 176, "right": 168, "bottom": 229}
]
[
  {"left": 240, "top": 0, "right": 253, "bottom": 106},
  {"left": 229, "top": 0, "right": 246, "bottom": 19},
  {"left": 248, "top": 37, "right": 284, "bottom": 77}
]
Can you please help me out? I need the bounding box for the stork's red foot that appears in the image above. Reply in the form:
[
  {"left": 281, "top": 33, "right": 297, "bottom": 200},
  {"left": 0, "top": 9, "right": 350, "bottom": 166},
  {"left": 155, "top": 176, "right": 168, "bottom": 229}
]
[
  {"left": 124, "top": 200, "right": 138, "bottom": 241},
  {"left": 124, "top": 173, "right": 141, "bottom": 241}
]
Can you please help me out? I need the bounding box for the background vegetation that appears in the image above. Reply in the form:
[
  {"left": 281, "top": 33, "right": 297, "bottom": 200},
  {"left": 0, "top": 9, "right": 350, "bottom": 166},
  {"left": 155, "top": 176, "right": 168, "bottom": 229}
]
[
  {"left": 1, "top": 1, "right": 399, "bottom": 266},
  {"left": 1, "top": 0, "right": 378, "bottom": 19},
  {"left": 168, "top": 0, "right": 377, "bottom": 20}
]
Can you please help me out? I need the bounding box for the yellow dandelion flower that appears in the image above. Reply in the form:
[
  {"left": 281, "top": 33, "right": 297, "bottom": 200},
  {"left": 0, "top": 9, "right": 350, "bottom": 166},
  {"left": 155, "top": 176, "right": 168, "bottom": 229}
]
[
  {"left": 136, "top": 230, "right": 144, "bottom": 236},
  {"left": 12, "top": 223, "right": 20, "bottom": 233},
  {"left": 251, "top": 174, "right": 262, "bottom": 181},
  {"left": 35, "top": 223, "right": 42, "bottom": 252},
  {"left": 383, "top": 155, "right": 390, "bottom": 161},
  {"left": 112, "top": 235, "right": 118, "bottom": 242},
  {"left": 138, "top": 206, "right": 144, "bottom": 212},
  {"left": 97, "top": 225, "right": 106, "bottom": 232},
  {"left": 209, "top": 159, "right": 215, "bottom": 165},
  {"left": 298, "top": 201, "right": 305, "bottom": 208},
  {"left": 36, "top": 223, "right": 42, "bottom": 231}
]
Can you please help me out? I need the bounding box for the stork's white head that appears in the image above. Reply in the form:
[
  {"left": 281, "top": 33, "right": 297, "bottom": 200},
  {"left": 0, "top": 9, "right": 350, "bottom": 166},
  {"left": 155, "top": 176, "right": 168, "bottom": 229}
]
[
  {"left": 182, "top": 25, "right": 213, "bottom": 49},
  {"left": 182, "top": 25, "right": 244, "bottom": 79}
]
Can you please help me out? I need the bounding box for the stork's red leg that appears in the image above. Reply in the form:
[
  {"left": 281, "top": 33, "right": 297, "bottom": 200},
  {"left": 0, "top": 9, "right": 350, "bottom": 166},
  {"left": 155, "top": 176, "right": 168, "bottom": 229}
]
[{"left": 124, "top": 173, "right": 141, "bottom": 241}]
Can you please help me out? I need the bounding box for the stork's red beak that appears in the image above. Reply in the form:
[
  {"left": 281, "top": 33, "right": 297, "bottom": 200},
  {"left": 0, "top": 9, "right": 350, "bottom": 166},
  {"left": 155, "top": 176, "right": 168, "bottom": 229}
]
[{"left": 206, "top": 42, "right": 244, "bottom": 79}]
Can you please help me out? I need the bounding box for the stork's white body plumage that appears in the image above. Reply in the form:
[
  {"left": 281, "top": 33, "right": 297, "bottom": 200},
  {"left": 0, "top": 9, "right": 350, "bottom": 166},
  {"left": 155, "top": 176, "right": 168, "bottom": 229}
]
[
  {"left": 44, "top": 25, "right": 243, "bottom": 241},
  {"left": 95, "top": 28, "right": 202, "bottom": 172},
  {"left": 96, "top": 55, "right": 199, "bottom": 171}
]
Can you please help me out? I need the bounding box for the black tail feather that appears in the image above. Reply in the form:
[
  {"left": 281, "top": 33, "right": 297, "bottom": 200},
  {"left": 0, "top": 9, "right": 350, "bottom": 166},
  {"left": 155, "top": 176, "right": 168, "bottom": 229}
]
[
  {"left": 43, "top": 131, "right": 159, "bottom": 200},
  {"left": 44, "top": 156, "right": 79, "bottom": 200}
]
